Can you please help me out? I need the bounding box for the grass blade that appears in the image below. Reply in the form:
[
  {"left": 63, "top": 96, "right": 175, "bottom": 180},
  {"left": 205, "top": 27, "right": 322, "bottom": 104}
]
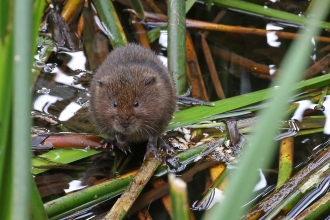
[
  {"left": 11, "top": 0, "right": 34, "bottom": 218},
  {"left": 168, "top": 0, "right": 188, "bottom": 95}
]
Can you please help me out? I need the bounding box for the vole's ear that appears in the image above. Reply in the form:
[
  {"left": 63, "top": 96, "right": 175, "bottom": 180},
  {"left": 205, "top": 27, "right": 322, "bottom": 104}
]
[
  {"left": 144, "top": 77, "right": 156, "bottom": 86},
  {"left": 97, "top": 80, "right": 104, "bottom": 87}
]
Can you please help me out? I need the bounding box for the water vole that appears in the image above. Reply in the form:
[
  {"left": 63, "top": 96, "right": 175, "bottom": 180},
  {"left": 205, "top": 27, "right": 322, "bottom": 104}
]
[{"left": 89, "top": 44, "right": 176, "bottom": 156}]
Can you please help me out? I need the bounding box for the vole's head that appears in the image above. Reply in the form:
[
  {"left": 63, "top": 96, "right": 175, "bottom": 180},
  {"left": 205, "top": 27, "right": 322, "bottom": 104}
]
[{"left": 90, "top": 63, "right": 175, "bottom": 138}]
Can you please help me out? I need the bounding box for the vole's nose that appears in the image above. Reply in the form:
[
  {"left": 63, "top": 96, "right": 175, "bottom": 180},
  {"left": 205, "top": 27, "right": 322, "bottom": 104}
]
[{"left": 120, "top": 118, "right": 130, "bottom": 129}]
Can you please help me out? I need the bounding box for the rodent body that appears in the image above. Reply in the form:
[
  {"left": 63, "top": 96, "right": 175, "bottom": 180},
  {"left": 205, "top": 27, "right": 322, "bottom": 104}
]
[{"left": 89, "top": 44, "right": 176, "bottom": 154}]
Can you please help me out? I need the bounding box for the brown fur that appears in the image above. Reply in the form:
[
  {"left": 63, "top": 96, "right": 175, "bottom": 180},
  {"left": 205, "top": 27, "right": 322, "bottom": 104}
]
[{"left": 89, "top": 44, "right": 176, "bottom": 143}]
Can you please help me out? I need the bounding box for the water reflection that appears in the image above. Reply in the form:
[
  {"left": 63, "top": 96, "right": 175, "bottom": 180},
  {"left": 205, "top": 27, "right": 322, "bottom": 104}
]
[
  {"left": 58, "top": 101, "right": 82, "bottom": 121},
  {"left": 37, "top": 87, "right": 50, "bottom": 94},
  {"left": 292, "top": 100, "right": 316, "bottom": 122},
  {"left": 34, "top": 94, "right": 63, "bottom": 114},
  {"left": 291, "top": 96, "right": 330, "bottom": 134},
  {"left": 33, "top": 50, "right": 89, "bottom": 124},
  {"left": 266, "top": 23, "right": 283, "bottom": 47},
  {"left": 191, "top": 188, "right": 225, "bottom": 211},
  {"left": 63, "top": 51, "right": 86, "bottom": 70},
  {"left": 64, "top": 180, "right": 87, "bottom": 193},
  {"left": 253, "top": 169, "right": 267, "bottom": 192},
  {"left": 322, "top": 96, "right": 330, "bottom": 134}
]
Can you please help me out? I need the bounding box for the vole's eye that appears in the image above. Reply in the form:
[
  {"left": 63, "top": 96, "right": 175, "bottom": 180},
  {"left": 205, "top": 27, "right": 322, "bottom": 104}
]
[
  {"left": 113, "top": 102, "right": 117, "bottom": 108},
  {"left": 134, "top": 101, "right": 139, "bottom": 107}
]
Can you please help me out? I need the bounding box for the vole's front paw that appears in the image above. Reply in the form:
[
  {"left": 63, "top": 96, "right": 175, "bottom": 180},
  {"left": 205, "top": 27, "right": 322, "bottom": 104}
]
[
  {"left": 144, "top": 136, "right": 159, "bottom": 159},
  {"left": 115, "top": 140, "right": 131, "bottom": 154},
  {"left": 145, "top": 144, "right": 158, "bottom": 159},
  {"left": 100, "top": 138, "right": 115, "bottom": 150},
  {"left": 113, "top": 134, "right": 131, "bottom": 154},
  {"left": 157, "top": 137, "right": 174, "bottom": 155},
  {"left": 144, "top": 137, "right": 174, "bottom": 160}
]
